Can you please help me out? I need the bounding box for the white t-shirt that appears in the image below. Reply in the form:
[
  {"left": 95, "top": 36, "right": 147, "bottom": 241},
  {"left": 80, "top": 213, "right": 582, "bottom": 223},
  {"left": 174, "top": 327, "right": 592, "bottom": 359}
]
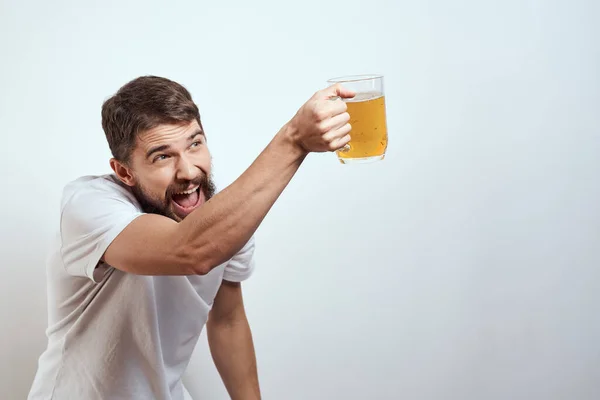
[{"left": 28, "top": 174, "right": 255, "bottom": 400}]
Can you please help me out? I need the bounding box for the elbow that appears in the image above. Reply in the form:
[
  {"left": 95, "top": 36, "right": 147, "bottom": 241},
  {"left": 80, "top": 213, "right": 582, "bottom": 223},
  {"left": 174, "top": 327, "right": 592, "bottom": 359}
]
[
  {"left": 173, "top": 227, "right": 243, "bottom": 275},
  {"left": 193, "top": 262, "right": 213, "bottom": 276},
  {"left": 176, "top": 241, "right": 227, "bottom": 276},
  {"left": 180, "top": 252, "right": 215, "bottom": 276}
]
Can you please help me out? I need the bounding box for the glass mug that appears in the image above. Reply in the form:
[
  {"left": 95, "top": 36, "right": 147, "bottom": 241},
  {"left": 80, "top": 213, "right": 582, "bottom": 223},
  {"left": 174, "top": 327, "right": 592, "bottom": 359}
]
[{"left": 326, "top": 74, "right": 388, "bottom": 164}]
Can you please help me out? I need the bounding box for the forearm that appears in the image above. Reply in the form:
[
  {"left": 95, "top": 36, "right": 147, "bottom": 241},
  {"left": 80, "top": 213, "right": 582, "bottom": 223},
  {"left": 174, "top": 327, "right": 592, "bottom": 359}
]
[
  {"left": 207, "top": 315, "right": 260, "bottom": 399},
  {"left": 176, "top": 124, "right": 306, "bottom": 274}
]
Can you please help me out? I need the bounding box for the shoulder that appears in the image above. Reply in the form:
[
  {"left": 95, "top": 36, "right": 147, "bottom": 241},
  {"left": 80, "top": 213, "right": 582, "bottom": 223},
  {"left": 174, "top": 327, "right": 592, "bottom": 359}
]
[
  {"left": 56, "top": 174, "right": 145, "bottom": 282},
  {"left": 61, "top": 174, "right": 142, "bottom": 213}
]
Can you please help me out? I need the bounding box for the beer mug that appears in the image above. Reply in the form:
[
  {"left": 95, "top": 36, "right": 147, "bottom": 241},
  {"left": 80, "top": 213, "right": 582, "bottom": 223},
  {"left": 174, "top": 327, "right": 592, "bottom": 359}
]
[{"left": 326, "top": 75, "right": 388, "bottom": 164}]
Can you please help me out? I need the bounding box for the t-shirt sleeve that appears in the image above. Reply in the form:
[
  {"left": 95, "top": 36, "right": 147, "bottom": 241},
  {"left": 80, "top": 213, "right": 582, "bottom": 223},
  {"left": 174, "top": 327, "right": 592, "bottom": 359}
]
[
  {"left": 222, "top": 235, "right": 256, "bottom": 282},
  {"left": 59, "top": 179, "right": 144, "bottom": 283}
]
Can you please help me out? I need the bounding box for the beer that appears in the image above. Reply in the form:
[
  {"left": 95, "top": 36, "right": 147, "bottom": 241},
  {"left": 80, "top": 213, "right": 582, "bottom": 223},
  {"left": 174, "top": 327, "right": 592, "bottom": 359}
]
[
  {"left": 337, "top": 91, "right": 388, "bottom": 162},
  {"left": 326, "top": 74, "right": 388, "bottom": 164}
]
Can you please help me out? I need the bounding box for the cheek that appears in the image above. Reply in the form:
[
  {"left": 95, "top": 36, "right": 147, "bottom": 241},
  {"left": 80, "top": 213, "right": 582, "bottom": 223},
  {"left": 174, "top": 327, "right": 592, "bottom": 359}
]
[
  {"left": 139, "top": 170, "right": 173, "bottom": 197},
  {"left": 132, "top": 155, "right": 172, "bottom": 186},
  {"left": 194, "top": 149, "right": 212, "bottom": 172}
]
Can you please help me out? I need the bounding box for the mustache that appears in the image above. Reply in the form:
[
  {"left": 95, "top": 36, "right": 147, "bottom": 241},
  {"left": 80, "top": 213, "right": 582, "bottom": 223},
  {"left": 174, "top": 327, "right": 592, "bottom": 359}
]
[{"left": 166, "top": 174, "right": 208, "bottom": 198}]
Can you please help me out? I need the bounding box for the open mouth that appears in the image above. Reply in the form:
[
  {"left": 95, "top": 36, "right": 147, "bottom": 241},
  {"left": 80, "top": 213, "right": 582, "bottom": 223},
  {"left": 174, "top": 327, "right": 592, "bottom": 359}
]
[{"left": 171, "top": 185, "right": 204, "bottom": 215}]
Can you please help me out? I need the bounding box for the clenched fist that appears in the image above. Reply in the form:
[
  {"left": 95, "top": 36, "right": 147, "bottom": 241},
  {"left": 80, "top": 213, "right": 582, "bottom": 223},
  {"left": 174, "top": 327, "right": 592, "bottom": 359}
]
[{"left": 287, "top": 84, "right": 356, "bottom": 153}]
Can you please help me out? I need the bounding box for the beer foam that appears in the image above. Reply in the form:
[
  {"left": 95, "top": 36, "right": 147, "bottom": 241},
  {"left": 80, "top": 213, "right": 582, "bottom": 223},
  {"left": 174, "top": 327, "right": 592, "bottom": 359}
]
[{"left": 346, "top": 91, "right": 383, "bottom": 102}]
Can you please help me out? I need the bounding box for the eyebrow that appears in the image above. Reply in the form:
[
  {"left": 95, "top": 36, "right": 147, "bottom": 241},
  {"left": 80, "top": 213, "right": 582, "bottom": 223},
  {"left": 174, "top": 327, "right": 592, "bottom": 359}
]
[{"left": 145, "top": 129, "right": 204, "bottom": 159}]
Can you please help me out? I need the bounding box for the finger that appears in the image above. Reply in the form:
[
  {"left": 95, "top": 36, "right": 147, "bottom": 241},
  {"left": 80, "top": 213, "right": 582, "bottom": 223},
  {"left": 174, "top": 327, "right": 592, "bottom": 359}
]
[
  {"left": 330, "top": 133, "right": 352, "bottom": 152},
  {"left": 322, "top": 122, "right": 352, "bottom": 143},
  {"left": 319, "top": 112, "right": 350, "bottom": 133},
  {"left": 323, "top": 83, "right": 355, "bottom": 100},
  {"left": 335, "top": 122, "right": 352, "bottom": 137},
  {"left": 315, "top": 97, "right": 347, "bottom": 121}
]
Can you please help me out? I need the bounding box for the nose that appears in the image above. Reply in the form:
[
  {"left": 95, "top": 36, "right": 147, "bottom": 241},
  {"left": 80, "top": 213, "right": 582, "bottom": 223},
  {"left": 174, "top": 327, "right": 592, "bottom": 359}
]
[{"left": 175, "top": 155, "right": 200, "bottom": 181}]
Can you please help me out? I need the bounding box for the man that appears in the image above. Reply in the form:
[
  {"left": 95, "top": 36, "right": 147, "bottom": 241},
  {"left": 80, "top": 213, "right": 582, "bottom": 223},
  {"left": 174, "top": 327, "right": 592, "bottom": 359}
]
[{"left": 28, "top": 76, "right": 354, "bottom": 400}]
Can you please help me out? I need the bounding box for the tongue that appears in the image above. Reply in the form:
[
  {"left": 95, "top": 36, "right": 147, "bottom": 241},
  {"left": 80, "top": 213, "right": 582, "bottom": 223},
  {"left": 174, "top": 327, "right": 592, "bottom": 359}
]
[{"left": 172, "top": 190, "right": 199, "bottom": 208}]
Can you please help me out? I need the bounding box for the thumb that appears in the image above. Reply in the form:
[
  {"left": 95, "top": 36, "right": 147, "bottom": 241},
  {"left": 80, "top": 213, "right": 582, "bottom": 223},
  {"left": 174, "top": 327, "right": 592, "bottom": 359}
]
[{"left": 325, "top": 83, "right": 355, "bottom": 100}]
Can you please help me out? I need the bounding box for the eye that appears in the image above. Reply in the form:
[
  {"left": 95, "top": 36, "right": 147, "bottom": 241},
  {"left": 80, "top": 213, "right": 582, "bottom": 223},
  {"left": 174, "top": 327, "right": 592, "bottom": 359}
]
[
  {"left": 153, "top": 154, "right": 169, "bottom": 162},
  {"left": 190, "top": 140, "right": 203, "bottom": 148}
]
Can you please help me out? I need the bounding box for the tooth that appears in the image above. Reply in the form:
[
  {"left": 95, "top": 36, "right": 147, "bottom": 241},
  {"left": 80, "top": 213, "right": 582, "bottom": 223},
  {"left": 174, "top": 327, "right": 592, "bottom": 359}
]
[{"left": 174, "top": 187, "right": 197, "bottom": 196}]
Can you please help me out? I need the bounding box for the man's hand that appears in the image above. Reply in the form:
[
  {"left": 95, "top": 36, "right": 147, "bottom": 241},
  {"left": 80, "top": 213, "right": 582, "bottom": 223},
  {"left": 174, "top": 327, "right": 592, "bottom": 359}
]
[{"left": 286, "top": 83, "right": 355, "bottom": 153}]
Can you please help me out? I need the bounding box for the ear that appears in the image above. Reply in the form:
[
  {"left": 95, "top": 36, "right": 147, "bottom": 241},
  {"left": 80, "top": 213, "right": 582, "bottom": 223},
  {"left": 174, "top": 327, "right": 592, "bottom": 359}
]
[{"left": 109, "top": 158, "right": 136, "bottom": 187}]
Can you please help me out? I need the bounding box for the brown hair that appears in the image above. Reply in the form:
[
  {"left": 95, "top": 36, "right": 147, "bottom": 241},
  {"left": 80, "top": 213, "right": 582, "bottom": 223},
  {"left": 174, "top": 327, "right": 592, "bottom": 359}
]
[{"left": 101, "top": 76, "right": 202, "bottom": 163}]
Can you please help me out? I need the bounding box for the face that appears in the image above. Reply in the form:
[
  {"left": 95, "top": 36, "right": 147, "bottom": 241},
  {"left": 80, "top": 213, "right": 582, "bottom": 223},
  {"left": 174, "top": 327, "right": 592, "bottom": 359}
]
[{"left": 112, "top": 120, "right": 216, "bottom": 222}]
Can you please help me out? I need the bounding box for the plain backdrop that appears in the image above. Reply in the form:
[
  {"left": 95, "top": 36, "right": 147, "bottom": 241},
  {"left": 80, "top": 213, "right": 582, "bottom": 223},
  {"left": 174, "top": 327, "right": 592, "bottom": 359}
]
[{"left": 1, "top": 0, "right": 599, "bottom": 399}]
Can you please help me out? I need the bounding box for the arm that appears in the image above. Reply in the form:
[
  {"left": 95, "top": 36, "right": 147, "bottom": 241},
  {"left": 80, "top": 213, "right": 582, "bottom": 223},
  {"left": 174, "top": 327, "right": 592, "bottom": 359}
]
[
  {"left": 103, "top": 126, "right": 305, "bottom": 276},
  {"left": 103, "top": 84, "right": 354, "bottom": 276},
  {"left": 207, "top": 280, "right": 260, "bottom": 400}
]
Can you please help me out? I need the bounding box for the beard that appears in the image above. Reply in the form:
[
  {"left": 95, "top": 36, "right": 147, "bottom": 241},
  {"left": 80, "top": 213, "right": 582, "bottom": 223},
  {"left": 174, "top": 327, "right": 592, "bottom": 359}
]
[{"left": 131, "top": 172, "right": 217, "bottom": 222}]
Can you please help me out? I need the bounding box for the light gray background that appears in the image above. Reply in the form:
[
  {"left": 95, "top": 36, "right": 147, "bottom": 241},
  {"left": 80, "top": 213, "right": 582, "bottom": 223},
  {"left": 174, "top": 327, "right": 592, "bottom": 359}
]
[{"left": 1, "top": 0, "right": 599, "bottom": 399}]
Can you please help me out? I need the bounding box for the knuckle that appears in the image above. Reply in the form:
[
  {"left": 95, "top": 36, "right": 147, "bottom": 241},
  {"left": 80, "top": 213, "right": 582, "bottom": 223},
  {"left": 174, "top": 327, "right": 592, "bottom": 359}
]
[
  {"left": 317, "top": 121, "right": 329, "bottom": 134},
  {"left": 314, "top": 109, "right": 328, "bottom": 122}
]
